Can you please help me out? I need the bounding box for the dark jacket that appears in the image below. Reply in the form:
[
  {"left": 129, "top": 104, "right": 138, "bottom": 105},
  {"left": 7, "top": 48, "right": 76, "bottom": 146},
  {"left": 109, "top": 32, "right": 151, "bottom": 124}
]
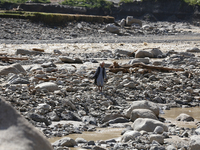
[{"left": 93, "top": 66, "right": 106, "bottom": 85}]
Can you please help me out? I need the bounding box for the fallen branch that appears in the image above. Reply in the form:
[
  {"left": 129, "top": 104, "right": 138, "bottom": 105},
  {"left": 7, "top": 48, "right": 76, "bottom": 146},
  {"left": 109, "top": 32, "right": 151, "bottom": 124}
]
[
  {"left": 32, "top": 48, "right": 45, "bottom": 52},
  {"left": 0, "top": 56, "right": 28, "bottom": 61}
]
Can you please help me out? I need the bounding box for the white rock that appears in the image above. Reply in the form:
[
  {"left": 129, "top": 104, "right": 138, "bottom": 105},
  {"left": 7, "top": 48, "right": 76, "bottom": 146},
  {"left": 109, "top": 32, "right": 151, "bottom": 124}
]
[{"left": 35, "top": 82, "right": 60, "bottom": 92}]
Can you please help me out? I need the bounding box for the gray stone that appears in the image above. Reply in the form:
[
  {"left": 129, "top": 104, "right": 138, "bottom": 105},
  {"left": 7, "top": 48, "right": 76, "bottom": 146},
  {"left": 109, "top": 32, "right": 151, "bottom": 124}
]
[
  {"left": 154, "top": 126, "right": 164, "bottom": 134},
  {"left": 130, "top": 109, "right": 158, "bottom": 122},
  {"left": 59, "top": 56, "right": 75, "bottom": 63},
  {"left": 135, "top": 50, "right": 153, "bottom": 58},
  {"left": 0, "top": 98, "right": 53, "bottom": 150},
  {"left": 0, "top": 63, "right": 26, "bottom": 75},
  {"left": 190, "top": 135, "right": 200, "bottom": 150},
  {"left": 149, "top": 134, "right": 164, "bottom": 144},
  {"left": 105, "top": 24, "right": 120, "bottom": 34},
  {"left": 124, "top": 100, "right": 160, "bottom": 118},
  {"left": 176, "top": 113, "right": 194, "bottom": 122},
  {"left": 132, "top": 118, "right": 168, "bottom": 132},
  {"left": 121, "top": 130, "right": 141, "bottom": 142},
  {"left": 16, "top": 49, "right": 42, "bottom": 55},
  {"left": 52, "top": 137, "right": 77, "bottom": 147}
]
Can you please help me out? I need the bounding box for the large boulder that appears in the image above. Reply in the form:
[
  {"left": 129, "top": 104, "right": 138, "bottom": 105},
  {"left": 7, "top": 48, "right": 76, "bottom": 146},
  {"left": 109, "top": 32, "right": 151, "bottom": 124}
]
[
  {"left": 190, "top": 135, "right": 200, "bottom": 150},
  {"left": 35, "top": 82, "right": 60, "bottom": 92},
  {"left": 0, "top": 97, "right": 53, "bottom": 150},
  {"left": 124, "top": 100, "right": 160, "bottom": 119},
  {"left": 132, "top": 118, "right": 168, "bottom": 132},
  {"left": 0, "top": 63, "right": 26, "bottom": 75},
  {"left": 126, "top": 16, "right": 142, "bottom": 26},
  {"left": 176, "top": 113, "right": 194, "bottom": 122},
  {"left": 130, "top": 109, "right": 158, "bottom": 122}
]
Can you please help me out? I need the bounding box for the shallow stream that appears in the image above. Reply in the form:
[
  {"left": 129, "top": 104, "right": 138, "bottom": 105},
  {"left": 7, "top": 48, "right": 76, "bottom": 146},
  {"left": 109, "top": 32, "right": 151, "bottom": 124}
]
[{"left": 49, "top": 107, "right": 200, "bottom": 149}]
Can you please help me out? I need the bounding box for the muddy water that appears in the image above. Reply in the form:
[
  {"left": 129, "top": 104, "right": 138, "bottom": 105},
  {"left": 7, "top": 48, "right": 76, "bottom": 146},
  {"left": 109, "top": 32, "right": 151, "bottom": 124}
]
[
  {"left": 49, "top": 128, "right": 123, "bottom": 150},
  {"left": 49, "top": 107, "right": 200, "bottom": 149},
  {"left": 160, "top": 107, "right": 200, "bottom": 128}
]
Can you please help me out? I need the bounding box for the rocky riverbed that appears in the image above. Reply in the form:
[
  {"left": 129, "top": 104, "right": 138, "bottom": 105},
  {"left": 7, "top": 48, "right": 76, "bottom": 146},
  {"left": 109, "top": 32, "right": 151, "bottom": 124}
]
[{"left": 0, "top": 17, "right": 200, "bottom": 150}]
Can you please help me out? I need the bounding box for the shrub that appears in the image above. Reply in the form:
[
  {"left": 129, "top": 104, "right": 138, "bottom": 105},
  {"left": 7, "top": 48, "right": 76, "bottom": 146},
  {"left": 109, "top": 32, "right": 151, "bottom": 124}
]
[{"left": 61, "top": 0, "right": 113, "bottom": 9}]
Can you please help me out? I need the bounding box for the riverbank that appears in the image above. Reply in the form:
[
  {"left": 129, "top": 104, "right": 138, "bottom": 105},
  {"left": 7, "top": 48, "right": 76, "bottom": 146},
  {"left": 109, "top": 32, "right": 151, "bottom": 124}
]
[{"left": 1, "top": 17, "right": 200, "bottom": 149}]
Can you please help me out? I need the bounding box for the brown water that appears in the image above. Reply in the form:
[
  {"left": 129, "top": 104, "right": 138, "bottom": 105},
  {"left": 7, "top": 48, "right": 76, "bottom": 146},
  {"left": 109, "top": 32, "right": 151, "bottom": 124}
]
[
  {"left": 49, "top": 128, "right": 123, "bottom": 150},
  {"left": 160, "top": 106, "right": 200, "bottom": 128},
  {"left": 49, "top": 107, "right": 200, "bottom": 149}
]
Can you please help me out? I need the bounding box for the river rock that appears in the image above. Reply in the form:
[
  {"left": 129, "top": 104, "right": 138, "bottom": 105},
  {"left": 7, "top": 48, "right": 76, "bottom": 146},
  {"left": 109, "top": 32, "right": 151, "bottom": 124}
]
[
  {"left": 0, "top": 97, "right": 53, "bottom": 150},
  {"left": 126, "top": 16, "right": 142, "bottom": 26},
  {"left": 190, "top": 135, "right": 200, "bottom": 150},
  {"left": 132, "top": 118, "right": 168, "bottom": 132},
  {"left": 129, "top": 58, "right": 150, "bottom": 64},
  {"left": 108, "top": 117, "right": 130, "bottom": 124},
  {"left": 0, "top": 63, "right": 26, "bottom": 75},
  {"left": 166, "top": 145, "right": 176, "bottom": 150},
  {"left": 7, "top": 74, "right": 30, "bottom": 84},
  {"left": 52, "top": 137, "right": 77, "bottom": 147},
  {"left": 92, "top": 146, "right": 107, "bottom": 150},
  {"left": 48, "top": 111, "right": 60, "bottom": 121},
  {"left": 124, "top": 100, "right": 160, "bottom": 118},
  {"left": 130, "top": 109, "right": 158, "bottom": 122},
  {"left": 176, "top": 113, "right": 194, "bottom": 122},
  {"left": 119, "top": 18, "right": 126, "bottom": 27},
  {"left": 114, "top": 49, "right": 132, "bottom": 56},
  {"left": 29, "top": 113, "right": 51, "bottom": 126},
  {"left": 41, "top": 62, "right": 57, "bottom": 68},
  {"left": 59, "top": 56, "right": 75, "bottom": 63},
  {"left": 186, "top": 47, "right": 200, "bottom": 53},
  {"left": 82, "top": 116, "right": 97, "bottom": 125},
  {"left": 35, "top": 82, "right": 60, "bottom": 92},
  {"left": 121, "top": 130, "right": 141, "bottom": 142},
  {"left": 16, "top": 49, "right": 42, "bottom": 55},
  {"left": 150, "top": 48, "right": 163, "bottom": 58},
  {"left": 149, "top": 134, "right": 164, "bottom": 144},
  {"left": 75, "top": 137, "right": 87, "bottom": 143},
  {"left": 101, "top": 113, "right": 124, "bottom": 123},
  {"left": 135, "top": 50, "right": 153, "bottom": 58},
  {"left": 104, "top": 24, "right": 120, "bottom": 34},
  {"left": 154, "top": 126, "right": 164, "bottom": 134}
]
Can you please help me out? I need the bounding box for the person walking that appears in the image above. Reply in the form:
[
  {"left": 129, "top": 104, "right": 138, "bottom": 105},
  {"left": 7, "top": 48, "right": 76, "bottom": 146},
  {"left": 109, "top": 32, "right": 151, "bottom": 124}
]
[{"left": 93, "top": 62, "right": 107, "bottom": 92}]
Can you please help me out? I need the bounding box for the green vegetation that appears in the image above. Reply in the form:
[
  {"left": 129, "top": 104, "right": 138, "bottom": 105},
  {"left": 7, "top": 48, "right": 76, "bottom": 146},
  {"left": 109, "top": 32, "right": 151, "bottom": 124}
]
[
  {"left": 61, "top": 0, "right": 113, "bottom": 9},
  {"left": 119, "top": 0, "right": 200, "bottom": 6},
  {"left": 0, "top": 0, "right": 50, "bottom": 4},
  {"left": 184, "top": 0, "right": 200, "bottom": 5},
  {"left": 0, "top": 11, "right": 115, "bottom": 24}
]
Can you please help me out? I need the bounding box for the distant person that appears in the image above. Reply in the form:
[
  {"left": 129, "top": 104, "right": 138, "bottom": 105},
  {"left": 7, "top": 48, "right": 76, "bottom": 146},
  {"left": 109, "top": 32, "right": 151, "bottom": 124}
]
[{"left": 93, "top": 62, "right": 107, "bottom": 92}]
